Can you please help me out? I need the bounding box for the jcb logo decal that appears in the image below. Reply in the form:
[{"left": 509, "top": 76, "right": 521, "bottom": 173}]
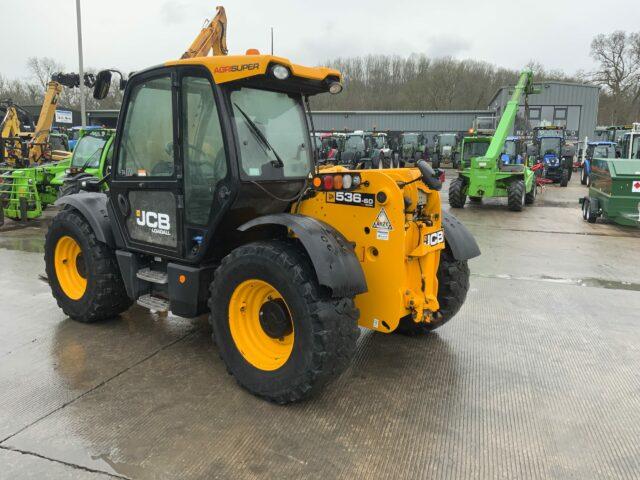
[
  {"left": 136, "top": 210, "right": 171, "bottom": 236},
  {"left": 213, "top": 63, "right": 260, "bottom": 74},
  {"left": 424, "top": 229, "right": 444, "bottom": 247}
]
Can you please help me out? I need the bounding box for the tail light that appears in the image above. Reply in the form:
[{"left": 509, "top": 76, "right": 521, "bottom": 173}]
[{"left": 313, "top": 173, "right": 361, "bottom": 191}]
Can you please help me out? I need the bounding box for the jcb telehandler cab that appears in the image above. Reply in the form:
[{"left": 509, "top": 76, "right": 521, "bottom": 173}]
[{"left": 44, "top": 51, "right": 479, "bottom": 404}]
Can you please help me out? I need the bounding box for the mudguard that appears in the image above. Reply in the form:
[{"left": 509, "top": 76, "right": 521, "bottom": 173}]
[
  {"left": 442, "top": 212, "right": 481, "bottom": 261},
  {"left": 55, "top": 192, "right": 115, "bottom": 247},
  {"left": 238, "top": 213, "right": 368, "bottom": 298}
]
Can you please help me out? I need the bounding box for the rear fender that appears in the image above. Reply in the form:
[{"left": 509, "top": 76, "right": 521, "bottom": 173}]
[
  {"left": 55, "top": 192, "right": 116, "bottom": 247},
  {"left": 238, "top": 213, "right": 367, "bottom": 298},
  {"left": 442, "top": 212, "right": 481, "bottom": 261}
]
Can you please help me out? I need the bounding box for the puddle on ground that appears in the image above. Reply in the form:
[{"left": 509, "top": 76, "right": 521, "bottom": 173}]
[
  {"left": 475, "top": 273, "right": 640, "bottom": 292},
  {"left": 0, "top": 236, "right": 44, "bottom": 254}
]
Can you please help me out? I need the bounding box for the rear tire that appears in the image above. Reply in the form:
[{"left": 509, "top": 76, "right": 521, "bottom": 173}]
[
  {"left": 560, "top": 169, "right": 569, "bottom": 187},
  {"left": 395, "top": 249, "right": 470, "bottom": 335},
  {"left": 580, "top": 167, "right": 587, "bottom": 185},
  {"left": 209, "top": 240, "right": 359, "bottom": 404},
  {"left": 432, "top": 154, "right": 440, "bottom": 169},
  {"left": 44, "top": 209, "right": 132, "bottom": 322},
  {"left": 507, "top": 179, "right": 525, "bottom": 211},
  {"left": 448, "top": 177, "right": 467, "bottom": 208}
]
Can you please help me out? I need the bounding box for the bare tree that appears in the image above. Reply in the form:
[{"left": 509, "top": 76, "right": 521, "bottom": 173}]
[{"left": 587, "top": 31, "right": 640, "bottom": 121}]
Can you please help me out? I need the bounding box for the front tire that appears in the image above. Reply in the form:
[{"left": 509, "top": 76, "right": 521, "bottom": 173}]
[
  {"left": 580, "top": 167, "right": 587, "bottom": 185},
  {"left": 44, "top": 209, "right": 132, "bottom": 322},
  {"left": 395, "top": 249, "right": 470, "bottom": 335},
  {"left": 448, "top": 177, "right": 467, "bottom": 208},
  {"left": 525, "top": 182, "right": 536, "bottom": 204},
  {"left": 507, "top": 179, "right": 525, "bottom": 211},
  {"left": 209, "top": 240, "right": 359, "bottom": 404}
]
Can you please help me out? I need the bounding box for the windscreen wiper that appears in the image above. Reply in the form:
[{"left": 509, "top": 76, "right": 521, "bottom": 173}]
[
  {"left": 233, "top": 103, "right": 284, "bottom": 168},
  {"left": 75, "top": 147, "right": 102, "bottom": 171}
]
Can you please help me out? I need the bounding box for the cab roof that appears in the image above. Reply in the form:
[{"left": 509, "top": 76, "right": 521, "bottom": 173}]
[
  {"left": 588, "top": 141, "right": 616, "bottom": 146},
  {"left": 166, "top": 54, "right": 341, "bottom": 86}
]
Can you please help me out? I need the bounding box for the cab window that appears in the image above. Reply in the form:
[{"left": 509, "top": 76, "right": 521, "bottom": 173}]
[
  {"left": 118, "top": 75, "right": 174, "bottom": 177},
  {"left": 182, "top": 75, "right": 226, "bottom": 225}
]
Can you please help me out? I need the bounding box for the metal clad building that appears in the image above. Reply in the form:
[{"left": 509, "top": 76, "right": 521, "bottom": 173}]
[
  {"left": 488, "top": 81, "right": 599, "bottom": 140},
  {"left": 310, "top": 110, "right": 494, "bottom": 136}
]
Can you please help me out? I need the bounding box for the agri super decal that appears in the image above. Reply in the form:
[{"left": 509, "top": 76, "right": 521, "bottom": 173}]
[{"left": 213, "top": 63, "right": 260, "bottom": 74}]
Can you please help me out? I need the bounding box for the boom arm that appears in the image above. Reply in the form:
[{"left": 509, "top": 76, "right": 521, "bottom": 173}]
[
  {"left": 482, "top": 70, "right": 536, "bottom": 162},
  {"left": 181, "top": 6, "right": 228, "bottom": 59}
]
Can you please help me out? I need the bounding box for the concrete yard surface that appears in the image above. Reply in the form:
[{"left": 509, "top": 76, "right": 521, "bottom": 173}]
[{"left": 1, "top": 173, "right": 639, "bottom": 479}]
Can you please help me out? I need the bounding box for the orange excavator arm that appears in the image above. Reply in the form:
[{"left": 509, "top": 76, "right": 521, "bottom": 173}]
[{"left": 181, "top": 6, "right": 228, "bottom": 59}]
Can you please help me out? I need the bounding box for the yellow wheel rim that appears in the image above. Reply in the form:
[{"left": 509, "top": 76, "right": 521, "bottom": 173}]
[
  {"left": 54, "top": 235, "right": 87, "bottom": 300},
  {"left": 228, "top": 279, "right": 294, "bottom": 371}
]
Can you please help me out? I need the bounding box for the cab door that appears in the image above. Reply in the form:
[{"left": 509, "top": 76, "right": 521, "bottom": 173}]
[{"left": 109, "top": 68, "right": 182, "bottom": 257}]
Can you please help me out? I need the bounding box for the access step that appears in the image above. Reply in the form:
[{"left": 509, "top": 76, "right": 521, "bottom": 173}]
[
  {"left": 136, "top": 268, "right": 168, "bottom": 284},
  {"left": 137, "top": 294, "right": 170, "bottom": 312}
]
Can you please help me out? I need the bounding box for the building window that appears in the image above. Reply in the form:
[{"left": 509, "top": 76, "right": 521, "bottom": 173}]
[
  {"left": 528, "top": 108, "right": 541, "bottom": 120},
  {"left": 554, "top": 107, "right": 567, "bottom": 121}
]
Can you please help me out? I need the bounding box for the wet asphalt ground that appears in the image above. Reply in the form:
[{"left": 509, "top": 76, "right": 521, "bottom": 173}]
[{"left": 1, "top": 172, "right": 639, "bottom": 479}]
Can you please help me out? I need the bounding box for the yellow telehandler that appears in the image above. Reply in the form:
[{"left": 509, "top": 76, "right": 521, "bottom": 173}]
[{"left": 44, "top": 6, "right": 479, "bottom": 403}]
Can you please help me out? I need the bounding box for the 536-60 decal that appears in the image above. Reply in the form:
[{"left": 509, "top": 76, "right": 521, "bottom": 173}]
[{"left": 326, "top": 191, "right": 375, "bottom": 208}]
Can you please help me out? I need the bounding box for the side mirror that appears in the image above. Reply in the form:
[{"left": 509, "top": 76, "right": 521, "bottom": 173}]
[
  {"left": 416, "top": 160, "right": 442, "bottom": 191},
  {"left": 93, "top": 70, "right": 112, "bottom": 100}
]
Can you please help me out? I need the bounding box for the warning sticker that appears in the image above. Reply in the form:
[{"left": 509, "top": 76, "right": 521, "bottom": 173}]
[
  {"left": 372, "top": 207, "right": 393, "bottom": 231},
  {"left": 632, "top": 180, "right": 640, "bottom": 193}
]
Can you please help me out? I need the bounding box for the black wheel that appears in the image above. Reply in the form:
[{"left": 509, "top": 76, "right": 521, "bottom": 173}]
[
  {"left": 580, "top": 167, "right": 587, "bottom": 185},
  {"left": 448, "top": 177, "right": 467, "bottom": 208},
  {"left": 395, "top": 248, "right": 470, "bottom": 335},
  {"left": 57, "top": 180, "right": 82, "bottom": 198},
  {"left": 469, "top": 196, "right": 482, "bottom": 203},
  {"left": 209, "top": 240, "right": 359, "bottom": 404},
  {"left": 432, "top": 154, "right": 440, "bottom": 169},
  {"left": 586, "top": 173, "right": 591, "bottom": 187},
  {"left": 525, "top": 182, "right": 536, "bottom": 204},
  {"left": 507, "top": 179, "right": 525, "bottom": 211},
  {"left": 44, "top": 209, "right": 132, "bottom": 322},
  {"left": 560, "top": 169, "right": 569, "bottom": 187},
  {"left": 585, "top": 197, "right": 598, "bottom": 223},
  {"left": 581, "top": 197, "right": 589, "bottom": 221}
]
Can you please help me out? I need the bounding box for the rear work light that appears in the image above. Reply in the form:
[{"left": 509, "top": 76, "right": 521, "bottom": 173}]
[{"left": 313, "top": 173, "right": 362, "bottom": 191}]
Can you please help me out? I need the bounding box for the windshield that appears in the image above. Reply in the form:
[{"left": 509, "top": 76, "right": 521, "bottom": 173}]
[
  {"left": 439, "top": 134, "right": 456, "bottom": 146},
  {"left": 345, "top": 135, "right": 365, "bottom": 151},
  {"left": 463, "top": 141, "right": 490, "bottom": 160},
  {"left": 69, "top": 130, "right": 81, "bottom": 141},
  {"left": 632, "top": 137, "right": 640, "bottom": 159},
  {"left": 502, "top": 140, "right": 517, "bottom": 157},
  {"left": 231, "top": 88, "right": 310, "bottom": 179},
  {"left": 402, "top": 134, "right": 419, "bottom": 145},
  {"left": 372, "top": 136, "right": 386, "bottom": 148},
  {"left": 71, "top": 133, "right": 108, "bottom": 168},
  {"left": 539, "top": 137, "right": 561, "bottom": 156},
  {"left": 49, "top": 135, "right": 67, "bottom": 151},
  {"left": 592, "top": 145, "right": 616, "bottom": 159}
]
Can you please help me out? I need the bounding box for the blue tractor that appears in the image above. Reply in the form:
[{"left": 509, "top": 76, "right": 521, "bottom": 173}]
[
  {"left": 530, "top": 126, "right": 575, "bottom": 187},
  {"left": 580, "top": 141, "right": 617, "bottom": 187}
]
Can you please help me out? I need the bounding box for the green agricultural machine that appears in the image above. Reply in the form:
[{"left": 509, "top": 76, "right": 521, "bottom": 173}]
[
  {"left": 580, "top": 123, "right": 640, "bottom": 226},
  {"left": 449, "top": 71, "right": 538, "bottom": 211},
  {"left": 0, "top": 129, "right": 114, "bottom": 225},
  {"left": 580, "top": 158, "right": 640, "bottom": 226},
  {"left": 57, "top": 128, "right": 114, "bottom": 197},
  {"left": 432, "top": 133, "right": 459, "bottom": 169},
  {"left": 399, "top": 132, "right": 427, "bottom": 164},
  {"left": 0, "top": 159, "right": 70, "bottom": 223}
]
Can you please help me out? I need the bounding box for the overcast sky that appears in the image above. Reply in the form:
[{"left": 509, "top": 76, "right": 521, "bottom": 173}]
[{"left": 1, "top": 0, "right": 639, "bottom": 80}]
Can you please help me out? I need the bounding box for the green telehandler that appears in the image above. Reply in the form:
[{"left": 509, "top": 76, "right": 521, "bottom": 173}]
[{"left": 449, "top": 71, "right": 538, "bottom": 212}]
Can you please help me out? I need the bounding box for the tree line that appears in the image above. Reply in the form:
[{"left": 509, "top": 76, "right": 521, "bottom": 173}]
[{"left": 1, "top": 31, "right": 638, "bottom": 125}]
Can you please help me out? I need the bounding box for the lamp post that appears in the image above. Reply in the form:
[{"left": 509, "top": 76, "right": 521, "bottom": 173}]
[{"left": 75, "top": 0, "right": 86, "bottom": 127}]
